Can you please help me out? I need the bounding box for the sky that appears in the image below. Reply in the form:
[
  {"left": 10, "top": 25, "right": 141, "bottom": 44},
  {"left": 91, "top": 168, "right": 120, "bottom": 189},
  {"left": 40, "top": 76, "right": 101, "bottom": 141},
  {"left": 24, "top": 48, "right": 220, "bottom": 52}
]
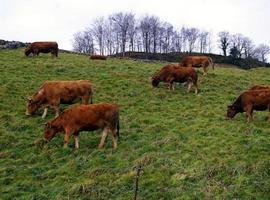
[{"left": 1, "top": 0, "right": 270, "bottom": 54}]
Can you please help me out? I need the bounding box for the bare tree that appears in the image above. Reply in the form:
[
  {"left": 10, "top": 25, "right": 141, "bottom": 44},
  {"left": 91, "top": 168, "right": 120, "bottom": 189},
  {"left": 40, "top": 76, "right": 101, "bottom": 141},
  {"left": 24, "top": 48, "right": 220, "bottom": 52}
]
[
  {"left": 111, "top": 12, "right": 135, "bottom": 57},
  {"left": 103, "top": 18, "right": 114, "bottom": 55},
  {"left": 91, "top": 17, "right": 105, "bottom": 55},
  {"left": 139, "top": 15, "right": 152, "bottom": 53},
  {"left": 254, "top": 44, "right": 270, "bottom": 63},
  {"left": 150, "top": 16, "right": 160, "bottom": 53},
  {"left": 180, "top": 27, "right": 188, "bottom": 52},
  {"left": 230, "top": 33, "right": 245, "bottom": 58},
  {"left": 198, "top": 31, "right": 209, "bottom": 53},
  {"left": 218, "top": 31, "right": 230, "bottom": 56},
  {"left": 242, "top": 37, "right": 254, "bottom": 59},
  {"left": 171, "top": 30, "right": 182, "bottom": 52},
  {"left": 162, "top": 22, "right": 173, "bottom": 53},
  {"left": 72, "top": 31, "right": 94, "bottom": 53},
  {"left": 127, "top": 18, "right": 136, "bottom": 52},
  {"left": 186, "top": 27, "right": 199, "bottom": 52}
]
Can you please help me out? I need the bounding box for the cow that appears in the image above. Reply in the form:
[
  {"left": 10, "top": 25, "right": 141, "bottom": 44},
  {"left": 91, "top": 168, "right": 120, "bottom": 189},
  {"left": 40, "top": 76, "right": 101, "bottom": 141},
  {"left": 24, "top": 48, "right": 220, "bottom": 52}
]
[
  {"left": 43, "top": 103, "right": 120, "bottom": 149},
  {"left": 25, "top": 80, "right": 93, "bottom": 119},
  {"left": 25, "top": 42, "right": 58, "bottom": 57},
  {"left": 181, "top": 56, "right": 214, "bottom": 75},
  {"left": 151, "top": 64, "right": 199, "bottom": 94},
  {"left": 227, "top": 89, "right": 270, "bottom": 122},
  {"left": 89, "top": 54, "right": 107, "bottom": 60},
  {"left": 249, "top": 85, "right": 270, "bottom": 90}
]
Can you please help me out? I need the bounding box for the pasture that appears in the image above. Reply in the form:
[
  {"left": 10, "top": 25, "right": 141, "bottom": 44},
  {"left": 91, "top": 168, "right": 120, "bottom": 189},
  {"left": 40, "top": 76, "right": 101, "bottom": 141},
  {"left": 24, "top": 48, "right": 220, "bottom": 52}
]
[{"left": 0, "top": 49, "right": 270, "bottom": 199}]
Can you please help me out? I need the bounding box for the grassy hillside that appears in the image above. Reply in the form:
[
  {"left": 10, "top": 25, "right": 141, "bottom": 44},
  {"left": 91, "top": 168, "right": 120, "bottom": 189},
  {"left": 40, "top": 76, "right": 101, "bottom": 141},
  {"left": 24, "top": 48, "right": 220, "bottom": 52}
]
[{"left": 0, "top": 49, "right": 270, "bottom": 199}]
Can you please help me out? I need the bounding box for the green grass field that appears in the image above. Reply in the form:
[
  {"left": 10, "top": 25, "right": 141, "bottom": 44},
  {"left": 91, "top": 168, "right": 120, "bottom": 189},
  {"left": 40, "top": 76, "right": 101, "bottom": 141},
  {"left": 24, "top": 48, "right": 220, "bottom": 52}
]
[{"left": 0, "top": 49, "right": 270, "bottom": 199}]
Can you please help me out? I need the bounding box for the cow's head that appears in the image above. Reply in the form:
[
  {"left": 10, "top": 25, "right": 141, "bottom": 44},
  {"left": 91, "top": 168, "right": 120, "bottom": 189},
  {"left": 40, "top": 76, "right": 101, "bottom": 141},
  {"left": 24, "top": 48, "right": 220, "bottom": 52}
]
[
  {"left": 25, "top": 98, "right": 38, "bottom": 115},
  {"left": 227, "top": 105, "right": 237, "bottom": 119},
  {"left": 151, "top": 77, "right": 159, "bottom": 87},
  {"left": 43, "top": 122, "right": 58, "bottom": 141},
  {"left": 24, "top": 47, "right": 31, "bottom": 56}
]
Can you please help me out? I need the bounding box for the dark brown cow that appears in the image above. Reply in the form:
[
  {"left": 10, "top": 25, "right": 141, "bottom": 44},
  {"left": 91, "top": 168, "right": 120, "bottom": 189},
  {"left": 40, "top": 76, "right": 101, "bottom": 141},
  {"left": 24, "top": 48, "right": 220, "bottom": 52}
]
[
  {"left": 152, "top": 64, "right": 199, "bottom": 94},
  {"left": 90, "top": 54, "right": 107, "bottom": 60},
  {"left": 249, "top": 85, "right": 270, "bottom": 90},
  {"left": 181, "top": 56, "right": 214, "bottom": 75},
  {"left": 43, "top": 103, "right": 120, "bottom": 149},
  {"left": 25, "top": 80, "right": 93, "bottom": 118},
  {"left": 25, "top": 42, "right": 58, "bottom": 57},
  {"left": 227, "top": 89, "right": 270, "bottom": 122}
]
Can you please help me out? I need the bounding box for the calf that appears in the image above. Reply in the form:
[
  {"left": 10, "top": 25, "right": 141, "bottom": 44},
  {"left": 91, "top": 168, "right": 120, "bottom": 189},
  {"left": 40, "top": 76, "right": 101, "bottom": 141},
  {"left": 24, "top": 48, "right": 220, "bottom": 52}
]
[
  {"left": 181, "top": 56, "right": 214, "bottom": 75},
  {"left": 43, "top": 103, "right": 120, "bottom": 149},
  {"left": 25, "top": 80, "right": 93, "bottom": 118},
  {"left": 152, "top": 64, "right": 199, "bottom": 94},
  {"left": 90, "top": 54, "right": 107, "bottom": 60},
  {"left": 227, "top": 89, "right": 270, "bottom": 122}
]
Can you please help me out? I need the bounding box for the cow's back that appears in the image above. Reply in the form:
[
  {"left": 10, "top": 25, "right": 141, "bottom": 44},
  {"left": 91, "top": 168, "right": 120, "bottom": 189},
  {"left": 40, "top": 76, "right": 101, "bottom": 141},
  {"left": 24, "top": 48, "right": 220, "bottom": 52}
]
[
  {"left": 42, "top": 80, "right": 92, "bottom": 102},
  {"left": 249, "top": 85, "right": 270, "bottom": 90},
  {"left": 32, "top": 42, "right": 58, "bottom": 50},
  {"left": 60, "top": 103, "right": 119, "bottom": 130},
  {"left": 154, "top": 64, "right": 177, "bottom": 81},
  {"left": 241, "top": 90, "right": 270, "bottom": 106},
  {"left": 182, "top": 56, "right": 209, "bottom": 67}
]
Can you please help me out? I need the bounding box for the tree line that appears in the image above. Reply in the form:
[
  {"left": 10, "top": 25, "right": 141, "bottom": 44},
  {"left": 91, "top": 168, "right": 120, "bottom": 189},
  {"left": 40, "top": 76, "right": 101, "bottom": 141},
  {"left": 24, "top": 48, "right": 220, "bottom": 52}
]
[{"left": 73, "top": 12, "right": 270, "bottom": 63}]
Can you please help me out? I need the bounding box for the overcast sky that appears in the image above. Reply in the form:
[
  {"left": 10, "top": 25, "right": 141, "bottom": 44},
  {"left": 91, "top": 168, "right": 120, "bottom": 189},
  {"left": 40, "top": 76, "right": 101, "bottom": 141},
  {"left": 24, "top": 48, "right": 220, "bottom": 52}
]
[{"left": 1, "top": 0, "right": 270, "bottom": 54}]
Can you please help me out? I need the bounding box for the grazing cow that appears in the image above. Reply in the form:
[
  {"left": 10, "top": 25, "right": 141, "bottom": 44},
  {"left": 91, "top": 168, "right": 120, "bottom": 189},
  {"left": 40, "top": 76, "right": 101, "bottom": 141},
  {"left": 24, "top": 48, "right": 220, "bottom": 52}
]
[
  {"left": 152, "top": 64, "right": 199, "bottom": 94},
  {"left": 227, "top": 89, "right": 270, "bottom": 122},
  {"left": 25, "top": 80, "right": 93, "bottom": 118},
  {"left": 249, "top": 85, "right": 270, "bottom": 90},
  {"left": 43, "top": 103, "right": 120, "bottom": 149},
  {"left": 90, "top": 54, "right": 107, "bottom": 60},
  {"left": 25, "top": 42, "right": 58, "bottom": 57},
  {"left": 181, "top": 56, "right": 214, "bottom": 75}
]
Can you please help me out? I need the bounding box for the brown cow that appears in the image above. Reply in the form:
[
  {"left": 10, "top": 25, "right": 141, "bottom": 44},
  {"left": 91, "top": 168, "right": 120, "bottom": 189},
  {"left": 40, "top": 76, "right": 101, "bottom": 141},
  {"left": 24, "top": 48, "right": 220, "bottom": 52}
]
[
  {"left": 25, "top": 42, "right": 58, "bottom": 57},
  {"left": 43, "top": 103, "right": 120, "bottom": 149},
  {"left": 25, "top": 80, "right": 93, "bottom": 119},
  {"left": 249, "top": 85, "right": 270, "bottom": 90},
  {"left": 227, "top": 89, "right": 270, "bottom": 122},
  {"left": 181, "top": 56, "right": 214, "bottom": 75},
  {"left": 90, "top": 54, "right": 107, "bottom": 60},
  {"left": 152, "top": 64, "right": 199, "bottom": 94}
]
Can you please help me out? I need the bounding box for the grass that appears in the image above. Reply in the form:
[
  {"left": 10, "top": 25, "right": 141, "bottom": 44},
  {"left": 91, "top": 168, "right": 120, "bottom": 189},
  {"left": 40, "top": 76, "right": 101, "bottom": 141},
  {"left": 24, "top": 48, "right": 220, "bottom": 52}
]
[{"left": 0, "top": 49, "right": 270, "bottom": 199}]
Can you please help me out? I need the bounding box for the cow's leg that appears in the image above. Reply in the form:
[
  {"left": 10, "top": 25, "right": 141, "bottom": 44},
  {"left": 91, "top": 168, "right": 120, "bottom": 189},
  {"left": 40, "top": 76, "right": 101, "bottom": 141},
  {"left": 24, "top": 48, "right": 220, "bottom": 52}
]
[
  {"left": 170, "top": 82, "right": 175, "bottom": 91},
  {"left": 73, "top": 132, "right": 79, "bottom": 149},
  {"left": 41, "top": 107, "right": 48, "bottom": 119},
  {"left": 167, "top": 83, "right": 171, "bottom": 90},
  {"left": 82, "top": 95, "right": 90, "bottom": 104},
  {"left": 203, "top": 66, "right": 208, "bottom": 76},
  {"left": 194, "top": 82, "right": 198, "bottom": 94},
  {"left": 98, "top": 127, "right": 109, "bottom": 149},
  {"left": 187, "top": 82, "right": 193, "bottom": 93},
  {"left": 111, "top": 128, "right": 118, "bottom": 149},
  {"left": 245, "top": 105, "right": 253, "bottom": 122},
  {"left": 53, "top": 106, "right": 60, "bottom": 118},
  {"left": 193, "top": 78, "right": 199, "bottom": 94},
  {"left": 63, "top": 128, "right": 72, "bottom": 148},
  {"left": 51, "top": 102, "right": 60, "bottom": 118}
]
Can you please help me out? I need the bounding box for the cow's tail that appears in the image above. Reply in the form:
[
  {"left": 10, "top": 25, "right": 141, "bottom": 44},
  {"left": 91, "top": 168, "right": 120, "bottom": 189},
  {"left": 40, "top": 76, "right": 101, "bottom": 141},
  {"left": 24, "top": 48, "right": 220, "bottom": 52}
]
[{"left": 208, "top": 57, "right": 215, "bottom": 70}]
